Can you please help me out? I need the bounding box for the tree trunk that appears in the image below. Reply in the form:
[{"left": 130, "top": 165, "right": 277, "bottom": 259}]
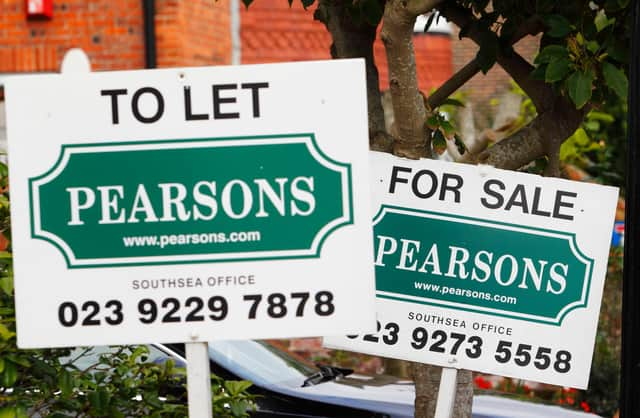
[
  {"left": 380, "top": 0, "right": 475, "bottom": 416},
  {"left": 315, "top": 0, "right": 392, "bottom": 152}
]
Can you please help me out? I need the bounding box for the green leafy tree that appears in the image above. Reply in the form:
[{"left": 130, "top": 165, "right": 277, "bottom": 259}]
[
  {"left": 0, "top": 160, "right": 256, "bottom": 417},
  {"left": 243, "top": 0, "right": 630, "bottom": 416}
]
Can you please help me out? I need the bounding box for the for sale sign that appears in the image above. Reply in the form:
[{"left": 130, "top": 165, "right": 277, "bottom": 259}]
[
  {"left": 324, "top": 151, "right": 618, "bottom": 388},
  {"left": 6, "top": 59, "right": 375, "bottom": 348}
]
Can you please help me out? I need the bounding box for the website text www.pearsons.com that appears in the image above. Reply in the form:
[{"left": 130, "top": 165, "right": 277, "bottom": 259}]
[
  {"left": 122, "top": 230, "right": 262, "bottom": 249},
  {"left": 414, "top": 281, "right": 518, "bottom": 305}
]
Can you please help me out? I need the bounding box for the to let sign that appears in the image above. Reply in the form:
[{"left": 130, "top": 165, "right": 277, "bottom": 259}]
[
  {"left": 325, "top": 151, "right": 618, "bottom": 389},
  {"left": 6, "top": 60, "right": 375, "bottom": 348}
]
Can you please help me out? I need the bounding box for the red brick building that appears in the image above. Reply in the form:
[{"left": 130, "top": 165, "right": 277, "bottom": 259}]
[
  {"left": 0, "top": 0, "right": 456, "bottom": 86},
  {"left": 0, "top": 0, "right": 454, "bottom": 145},
  {"left": 0, "top": 0, "right": 535, "bottom": 145}
]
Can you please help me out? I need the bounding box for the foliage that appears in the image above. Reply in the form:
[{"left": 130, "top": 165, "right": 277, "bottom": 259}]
[
  {"left": 531, "top": 1, "right": 629, "bottom": 108},
  {"left": 425, "top": 107, "right": 466, "bottom": 156},
  {"left": 453, "top": 0, "right": 631, "bottom": 110},
  {"left": 489, "top": 78, "right": 627, "bottom": 186},
  {"left": 0, "top": 160, "right": 255, "bottom": 417}
]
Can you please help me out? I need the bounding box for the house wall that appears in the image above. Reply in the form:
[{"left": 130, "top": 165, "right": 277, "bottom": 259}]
[
  {"left": 0, "top": 0, "right": 231, "bottom": 72},
  {"left": 0, "top": 0, "right": 146, "bottom": 71},
  {"left": 240, "top": 0, "right": 453, "bottom": 92}
]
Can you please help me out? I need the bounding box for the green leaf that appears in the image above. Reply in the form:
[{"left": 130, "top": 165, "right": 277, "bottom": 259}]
[
  {"left": 454, "top": 135, "right": 467, "bottom": 155},
  {"left": 602, "top": 61, "right": 628, "bottom": 100},
  {"left": 560, "top": 140, "right": 578, "bottom": 161},
  {"left": 224, "top": 379, "right": 253, "bottom": 396},
  {"left": 544, "top": 14, "right": 572, "bottom": 38},
  {"left": 606, "top": 41, "right": 628, "bottom": 63},
  {"left": 584, "top": 120, "right": 601, "bottom": 131},
  {"left": 88, "top": 388, "right": 111, "bottom": 415},
  {"left": 441, "top": 98, "right": 465, "bottom": 107},
  {"left": 534, "top": 45, "right": 568, "bottom": 64},
  {"left": 586, "top": 40, "right": 600, "bottom": 54},
  {"left": 439, "top": 120, "right": 455, "bottom": 139},
  {"left": 574, "top": 127, "right": 591, "bottom": 146},
  {"left": 5, "top": 355, "right": 30, "bottom": 368},
  {"left": 426, "top": 114, "right": 440, "bottom": 129},
  {"left": 143, "top": 390, "right": 163, "bottom": 408},
  {"left": 476, "top": 31, "right": 498, "bottom": 74},
  {"left": 0, "top": 275, "right": 12, "bottom": 296},
  {"left": 566, "top": 69, "right": 594, "bottom": 109},
  {"left": 0, "top": 360, "right": 17, "bottom": 387},
  {"left": 594, "top": 9, "right": 615, "bottom": 32},
  {"left": 300, "top": 0, "right": 315, "bottom": 10},
  {"left": 0, "top": 323, "right": 15, "bottom": 340},
  {"left": 530, "top": 64, "right": 547, "bottom": 80},
  {"left": 0, "top": 407, "right": 28, "bottom": 418},
  {"left": 241, "top": 0, "right": 253, "bottom": 8},
  {"left": 432, "top": 130, "right": 447, "bottom": 155},
  {"left": 545, "top": 57, "right": 571, "bottom": 82},
  {"left": 587, "top": 110, "right": 615, "bottom": 123},
  {"left": 59, "top": 369, "right": 74, "bottom": 397}
]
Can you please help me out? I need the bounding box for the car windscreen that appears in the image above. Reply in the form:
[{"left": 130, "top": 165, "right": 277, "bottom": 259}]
[
  {"left": 208, "top": 340, "right": 316, "bottom": 386},
  {"left": 63, "top": 345, "right": 183, "bottom": 370}
]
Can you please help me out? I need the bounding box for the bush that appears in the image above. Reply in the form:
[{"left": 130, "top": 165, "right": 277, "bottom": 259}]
[{"left": 0, "top": 160, "right": 255, "bottom": 417}]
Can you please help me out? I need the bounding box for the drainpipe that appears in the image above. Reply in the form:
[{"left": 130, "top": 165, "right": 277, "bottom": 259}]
[
  {"left": 142, "top": 0, "right": 157, "bottom": 68},
  {"left": 230, "top": 0, "right": 241, "bottom": 65}
]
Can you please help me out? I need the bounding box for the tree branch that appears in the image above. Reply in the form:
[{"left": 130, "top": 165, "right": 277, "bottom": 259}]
[
  {"left": 478, "top": 99, "right": 584, "bottom": 171},
  {"left": 427, "top": 59, "right": 479, "bottom": 109},
  {"left": 511, "top": 15, "right": 544, "bottom": 44},
  {"left": 438, "top": 3, "right": 552, "bottom": 111},
  {"left": 478, "top": 118, "right": 546, "bottom": 170},
  {"left": 426, "top": 9, "right": 543, "bottom": 110}
]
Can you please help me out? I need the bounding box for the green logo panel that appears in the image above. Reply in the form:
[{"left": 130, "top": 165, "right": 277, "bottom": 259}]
[
  {"left": 30, "top": 134, "right": 352, "bottom": 267},
  {"left": 373, "top": 206, "right": 593, "bottom": 325}
]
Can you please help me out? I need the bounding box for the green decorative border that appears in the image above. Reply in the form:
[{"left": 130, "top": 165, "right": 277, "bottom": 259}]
[
  {"left": 29, "top": 133, "right": 354, "bottom": 268},
  {"left": 373, "top": 204, "right": 594, "bottom": 326}
]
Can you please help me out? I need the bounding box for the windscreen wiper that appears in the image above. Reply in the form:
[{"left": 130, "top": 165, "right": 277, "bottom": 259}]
[{"left": 302, "top": 365, "right": 353, "bottom": 387}]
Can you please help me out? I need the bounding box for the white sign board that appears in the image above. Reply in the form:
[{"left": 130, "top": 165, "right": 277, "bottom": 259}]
[
  {"left": 325, "top": 151, "right": 618, "bottom": 388},
  {"left": 6, "top": 59, "right": 376, "bottom": 348}
]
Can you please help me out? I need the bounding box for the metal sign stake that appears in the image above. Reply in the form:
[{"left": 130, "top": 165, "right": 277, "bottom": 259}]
[
  {"left": 434, "top": 367, "right": 457, "bottom": 418},
  {"left": 621, "top": 0, "right": 640, "bottom": 416},
  {"left": 186, "top": 341, "right": 213, "bottom": 418}
]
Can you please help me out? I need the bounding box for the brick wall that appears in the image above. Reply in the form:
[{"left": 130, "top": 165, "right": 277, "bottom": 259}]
[
  {"left": 240, "top": 0, "right": 331, "bottom": 64},
  {"left": 155, "top": 0, "right": 231, "bottom": 68},
  {"left": 0, "top": 0, "right": 145, "bottom": 72},
  {"left": 240, "top": 0, "right": 452, "bottom": 92},
  {"left": 0, "top": 0, "right": 231, "bottom": 73}
]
